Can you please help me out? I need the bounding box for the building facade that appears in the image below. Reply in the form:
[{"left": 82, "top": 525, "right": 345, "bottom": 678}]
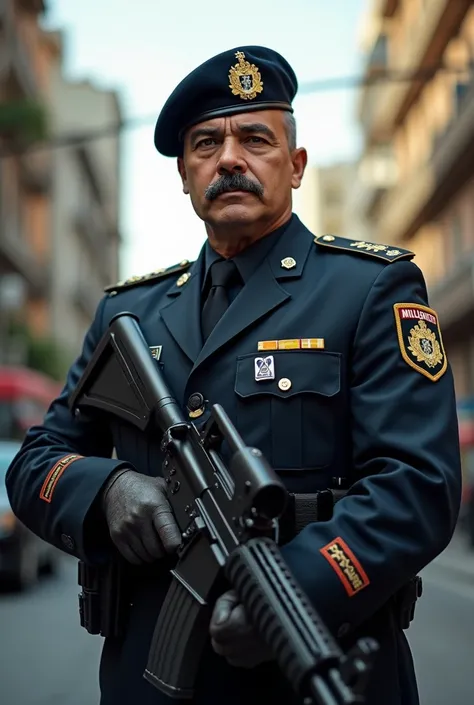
[
  {"left": 0, "top": 0, "right": 53, "bottom": 351},
  {"left": 294, "top": 162, "right": 371, "bottom": 241},
  {"left": 46, "top": 32, "right": 122, "bottom": 358},
  {"left": 356, "top": 0, "right": 474, "bottom": 433},
  {"left": 0, "top": 2, "right": 122, "bottom": 367}
]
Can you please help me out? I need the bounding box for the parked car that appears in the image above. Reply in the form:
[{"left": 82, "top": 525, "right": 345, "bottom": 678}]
[
  {"left": 462, "top": 479, "right": 474, "bottom": 548},
  {"left": 0, "top": 440, "right": 59, "bottom": 590},
  {"left": 0, "top": 365, "right": 62, "bottom": 441}
]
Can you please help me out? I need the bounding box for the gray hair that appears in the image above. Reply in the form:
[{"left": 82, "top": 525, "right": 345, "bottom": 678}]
[{"left": 283, "top": 112, "right": 297, "bottom": 151}]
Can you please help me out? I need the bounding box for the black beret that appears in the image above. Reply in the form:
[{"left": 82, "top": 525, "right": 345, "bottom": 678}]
[{"left": 154, "top": 46, "right": 298, "bottom": 158}]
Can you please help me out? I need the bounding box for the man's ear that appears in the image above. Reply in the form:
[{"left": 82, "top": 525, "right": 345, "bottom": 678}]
[
  {"left": 177, "top": 157, "right": 189, "bottom": 195},
  {"left": 291, "top": 147, "right": 308, "bottom": 190}
]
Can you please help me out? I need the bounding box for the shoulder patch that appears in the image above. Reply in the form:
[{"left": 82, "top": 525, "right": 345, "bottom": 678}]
[
  {"left": 104, "top": 260, "right": 193, "bottom": 295},
  {"left": 314, "top": 234, "right": 414, "bottom": 263},
  {"left": 393, "top": 303, "right": 447, "bottom": 382}
]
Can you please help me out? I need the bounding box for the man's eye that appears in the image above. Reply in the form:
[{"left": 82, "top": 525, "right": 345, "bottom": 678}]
[
  {"left": 247, "top": 136, "right": 266, "bottom": 143},
  {"left": 197, "top": 138, "right": 217, "bottom": 148}
]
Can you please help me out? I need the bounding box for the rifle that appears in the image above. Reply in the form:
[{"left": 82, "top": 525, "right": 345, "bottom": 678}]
[{"left": 68, "top": 311, "right": 379, "bottom": 705}]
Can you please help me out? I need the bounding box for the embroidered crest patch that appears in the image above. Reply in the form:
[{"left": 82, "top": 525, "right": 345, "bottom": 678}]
[{"left": 393, "top": 303, "right": 447, "bottom": 382}]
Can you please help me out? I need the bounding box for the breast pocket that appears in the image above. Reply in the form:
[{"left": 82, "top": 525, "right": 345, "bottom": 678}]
[{"left": 234, "top": 351, "right": 341, "bottom": 470}]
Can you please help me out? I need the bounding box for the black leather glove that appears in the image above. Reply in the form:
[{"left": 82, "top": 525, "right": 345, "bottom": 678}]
[
  {"left": 101, "top": 468, "right": 181, "bottom": 565},
  {"left": 209, "top": 590, "right": 273, "bottom": 669}
]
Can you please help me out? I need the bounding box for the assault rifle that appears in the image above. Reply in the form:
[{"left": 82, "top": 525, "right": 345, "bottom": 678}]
[{"left": 69, "top": 311, "right": 378, "bottom": 705}]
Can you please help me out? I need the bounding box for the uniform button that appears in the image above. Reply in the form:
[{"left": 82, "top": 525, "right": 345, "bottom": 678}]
[
  {"left": 337, "top": 622, "right": 351, "bottom": 638},
  {"left": 322, "top": 235, "right": 335, "bottom": 242},
  {"left": 61, "top": 533, "right": 75, "bottom": 551},
  {"left": 278, "top": 378, "right": 292, "bottom": 392},
  {"left": 187, "top": 392, "right": 205, "bottom": 418}
]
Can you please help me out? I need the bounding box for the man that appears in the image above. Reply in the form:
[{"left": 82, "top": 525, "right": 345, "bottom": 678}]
[{"left": 6, "top": 46, "right": 461, "bottom": 705}]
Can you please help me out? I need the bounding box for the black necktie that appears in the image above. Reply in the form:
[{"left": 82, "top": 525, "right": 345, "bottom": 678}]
[{"left": 201, "top": 259, "right": 240, "bottom": 341}]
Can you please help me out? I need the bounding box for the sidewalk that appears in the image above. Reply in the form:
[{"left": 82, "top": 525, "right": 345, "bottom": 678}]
[{"left": 429, "top": 529, "right": 474, "bottom": 581}]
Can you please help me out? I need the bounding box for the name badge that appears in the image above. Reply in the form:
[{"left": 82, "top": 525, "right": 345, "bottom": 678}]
[{"left": 254, "top": 355, "right": 275, "bottom": 381}]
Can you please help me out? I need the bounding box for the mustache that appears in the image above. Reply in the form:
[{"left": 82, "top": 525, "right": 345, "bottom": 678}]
[{"left": 204, "top": 173, "right": 264, "bottom": 201}]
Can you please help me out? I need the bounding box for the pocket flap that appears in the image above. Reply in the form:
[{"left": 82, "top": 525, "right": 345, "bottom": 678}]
[{"left": 235, "top": 351, "right": 341, "bottom": 399}]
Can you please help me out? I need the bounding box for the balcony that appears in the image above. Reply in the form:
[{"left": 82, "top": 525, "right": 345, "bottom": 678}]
[
  {"left": 72, "top": 280, "right": 102, "bottom": 319},
  {"left": 364, "top": 0, "right": 469, "bottom": 142},
  {"left": 371, "top": 65, "right": 474, "bottom": 245},
  {"left": 428, "top": 253, "right": 474, "bottom": 334},
  {"left": 0, "top": 4, "right": 12, "bottom": 77},
  {"left": 358, "top": 35, "right": 388, "bottom": 133},
  {"left": 373, "top": 0, "right": 399, "bottom": 17},
  {"left": 368, "top": 35, "right": 388, "bottom": 74},
  {"left": 2, "top": 20, "right": 39, "bottom": 98},
  {"left": 19, "top": 149, "right": 51, "bottom": 193},
  {"left": 353, "top": 146, "right": 398, "bottom": 220},
  {"left": 73, "top": 206, "right": 110, "bottom": 280},
  {"left": 17, "top": 0, "right": 46, "bottom": 12},
  {"left": 371, "top": 163, "right": 435, "bottom": 244},
  {"left": 0, "top": 208, "right": 48, "bottom": 296},
  {"left": 431, "top": 71, "right": 474, "bottom": 197}
]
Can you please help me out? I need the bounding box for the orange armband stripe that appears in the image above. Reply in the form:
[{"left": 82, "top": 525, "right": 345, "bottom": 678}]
[
  {"left": 320, "top": 536, "right": 370, "bottom": 597},
  {"left": 40, "top": 454, "right": 83, "bottom": 503}
]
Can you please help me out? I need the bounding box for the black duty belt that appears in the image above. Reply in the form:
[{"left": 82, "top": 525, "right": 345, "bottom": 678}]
[
  {"left": 278, "top": 488, "right": 422, "bottom": 631},
  {"left": 278, "top": 488, "right": 347, "bottom": 545}
]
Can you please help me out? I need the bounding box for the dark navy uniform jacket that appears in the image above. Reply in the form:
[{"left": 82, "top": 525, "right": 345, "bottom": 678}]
[{"left": 5, "top": 214, "right": 462, "bottom": 705}]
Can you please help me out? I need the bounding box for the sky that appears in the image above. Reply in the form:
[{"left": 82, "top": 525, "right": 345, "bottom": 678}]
[{"left": 42, "top": 0, "right": 368, "bottom": 280}]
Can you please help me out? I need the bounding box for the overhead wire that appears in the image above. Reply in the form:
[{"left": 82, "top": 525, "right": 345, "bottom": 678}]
[{"left": 0, "top": 65, "right": 469, "bottom": 158}]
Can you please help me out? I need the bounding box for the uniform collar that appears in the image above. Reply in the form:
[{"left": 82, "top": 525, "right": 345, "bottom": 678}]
[
  {"left": 202, "top": 214, "right": 295, "bottom": 291},
  {"left": 160, "top": 212, "right": 314, "bottom": 368}
]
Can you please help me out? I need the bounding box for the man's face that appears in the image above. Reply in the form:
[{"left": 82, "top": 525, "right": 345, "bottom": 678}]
[{"left": 177, "top": 110, "right": 306, "bottom": 231}]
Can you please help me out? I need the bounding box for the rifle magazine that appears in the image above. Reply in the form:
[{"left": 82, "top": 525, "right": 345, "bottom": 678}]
[{"left": 143, "top": 572, "right": 211, "bottom": 699}]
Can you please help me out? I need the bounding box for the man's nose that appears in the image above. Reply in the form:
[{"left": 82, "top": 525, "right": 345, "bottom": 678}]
[{"left": 216, "top": 138, "right": 247, "bottom": 175}]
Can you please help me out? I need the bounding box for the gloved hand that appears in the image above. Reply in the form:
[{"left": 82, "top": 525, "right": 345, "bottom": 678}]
[
  {"left": 101, "top": 468, "right": 181, "bottom": 565},
  {"left": 209, "top": 590, "right": 274, "bottom": 669}
]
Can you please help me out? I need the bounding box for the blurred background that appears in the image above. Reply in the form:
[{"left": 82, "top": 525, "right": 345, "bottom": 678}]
[{"left": 0, "top": 0, "right": 473, "bottom": 703}]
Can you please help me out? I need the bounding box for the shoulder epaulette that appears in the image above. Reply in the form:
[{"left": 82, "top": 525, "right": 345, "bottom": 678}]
[
  {"left": 104, "top": 259, "right": 193, "bottom": 294},
  {"left": 313, "top": 234, "right": 414, "bottom": 263}
]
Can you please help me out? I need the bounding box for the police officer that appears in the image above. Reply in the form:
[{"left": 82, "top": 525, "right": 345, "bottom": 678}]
[{"left": 6, "top": 46, "right": 462, "bottom": 705}]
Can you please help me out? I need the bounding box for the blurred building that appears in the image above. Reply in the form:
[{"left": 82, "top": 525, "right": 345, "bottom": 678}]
[
  {"left": 0, "top": 0, "right": 53, "bottom": 349},
  {"left": 0, "top": 2, "right": 122, "bottom": 366},
  {"left": 45, "top": 32, "right": 122, "bottom": 357},
  {"left": 356, "top": 0, "right": 474, "bottom": 414},
  {"left": 294, "top": 162, "right": 371, "bottom": 240}
]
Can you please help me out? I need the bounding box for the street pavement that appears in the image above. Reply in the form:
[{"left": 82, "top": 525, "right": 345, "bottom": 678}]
[
  {"left": 408, "top": 530, "right": 474, "bottom": 705},
  {"left": 0, "top": 533, "right": 473, "bottom": 705},
  {"left": 0, "top": 557, "right": 102, "bottom": 705}
]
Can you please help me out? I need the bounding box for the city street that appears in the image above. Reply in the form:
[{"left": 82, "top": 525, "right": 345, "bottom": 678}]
[
  {"left": 408, "top": 531, "right": 474, "bottom": 705},
  {"left": 0, "top": 535, "right": 473, "bottom": 705},
  {"left": 0, "top": 557, "right": 102, "bottom": 705}
]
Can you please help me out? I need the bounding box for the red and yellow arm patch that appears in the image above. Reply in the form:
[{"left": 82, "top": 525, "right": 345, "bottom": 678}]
[
  {"left": 320, "top": 537, "right": 370, "bottom": 597},
  {"left": 393, "top": 303, "right": 447, "bottom": 382},
  {"left": 39, "top": 454, "right": 83, "bottom": 503}
]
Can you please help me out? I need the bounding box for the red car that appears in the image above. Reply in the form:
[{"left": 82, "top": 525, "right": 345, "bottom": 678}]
[{"left": 0, "top": 440, "right": 59, "bottom": 590}]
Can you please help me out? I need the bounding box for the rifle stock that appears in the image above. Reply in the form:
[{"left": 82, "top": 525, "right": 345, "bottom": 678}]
[{"left": 69, "top": 312, "right": 378, "bottom": 705}]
